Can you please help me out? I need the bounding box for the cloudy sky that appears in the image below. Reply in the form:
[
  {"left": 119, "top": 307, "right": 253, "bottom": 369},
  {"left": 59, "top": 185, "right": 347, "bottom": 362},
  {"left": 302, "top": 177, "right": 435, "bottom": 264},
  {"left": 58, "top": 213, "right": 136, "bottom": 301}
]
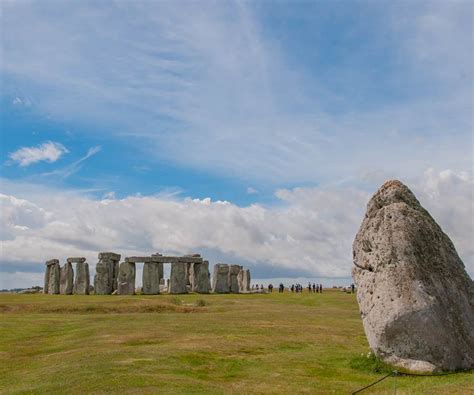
[{"left": 1, "top": 0, "right": 472, "bottom": 288}]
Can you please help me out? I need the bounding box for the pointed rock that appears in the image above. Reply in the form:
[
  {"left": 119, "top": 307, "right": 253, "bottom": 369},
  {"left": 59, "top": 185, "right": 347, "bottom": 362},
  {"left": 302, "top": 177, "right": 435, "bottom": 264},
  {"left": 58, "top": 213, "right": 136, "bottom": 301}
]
[{"left": 352, "top": 180, "right": 474, "bottom": 372}]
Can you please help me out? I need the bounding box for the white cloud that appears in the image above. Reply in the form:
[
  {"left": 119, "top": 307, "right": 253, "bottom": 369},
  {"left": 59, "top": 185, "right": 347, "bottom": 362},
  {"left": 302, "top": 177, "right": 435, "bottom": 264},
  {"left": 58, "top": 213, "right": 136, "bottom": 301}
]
[
  {"left": 247, "top": 187, "right": 258, "bottom": 194},
  {"left": 41, "top": 145, "right": 101, "bottom": 179},
  {"left": 8, "top": 141, "right": 69, "bottom": 167},
  {"left": 0, "top": 169, "right": 472, "bottom": 288}
]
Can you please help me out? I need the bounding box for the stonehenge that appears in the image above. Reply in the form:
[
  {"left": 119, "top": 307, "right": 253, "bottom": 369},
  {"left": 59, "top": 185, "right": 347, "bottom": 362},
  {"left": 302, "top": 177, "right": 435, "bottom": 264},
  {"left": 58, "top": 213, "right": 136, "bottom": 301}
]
[
  {"left": 94, "top": 252, "right": 121, "bottom": 295},
  {"left": 43, "top": 252, "right": 251, "bottom": 296},
  {"left": 59, "top": 262, "right": 74, "bottom": 294},
  {"left": 228, "top": 264, "right": 242, "bottom": 293},
  {"left": 237, "top": 268, "right": 251, "bottom": 293},
  {"left": 212, "top": 264, "right": 230, "bottom": 293},
  {"left": 73, "top": 259, "right": 90, "bottom": 295},
  {"left": 44, "top": 259, "right": 60, "bottom": 294}
]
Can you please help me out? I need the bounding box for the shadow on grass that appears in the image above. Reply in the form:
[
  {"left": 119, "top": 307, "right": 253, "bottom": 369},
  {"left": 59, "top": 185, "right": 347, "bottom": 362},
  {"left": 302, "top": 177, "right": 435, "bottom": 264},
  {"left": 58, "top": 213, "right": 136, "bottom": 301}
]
[{"left": 349, "top": 353, "right": 393, "bottom": 374}]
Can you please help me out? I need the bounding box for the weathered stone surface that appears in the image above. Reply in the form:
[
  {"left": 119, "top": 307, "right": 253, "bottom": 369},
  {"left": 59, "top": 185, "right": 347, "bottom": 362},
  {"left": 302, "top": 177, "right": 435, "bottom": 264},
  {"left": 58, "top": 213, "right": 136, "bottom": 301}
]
[
  {"left": 237, "top": 269, "right": 251, "bottom": 293},
  {"left": 46, "top": 259, "right": 59, "bottom": 266},
  {"left": 352, "top": 180, "right": 474, "bottom": 372},
  {"left": 59, "top": 262, "right": 74, "bottom": 294},
  {"left": 47, "top": 261, "right": 60, "bottom": 294},
  {"left": 190, "top": 261, "right": 211, "bottom": 293},
  {"left": 212, "top": 264, "right": 229, "bottom": 293},
  {"left": 142, "top": 262, "right": 162, "bottom": 294},
  {"left": 127, "top": 255, "right": 203, "bottom": 264},
  {"left": 74, "top": 261, "right": 90, "bottom": 295},
  {"left": 228, "top": 264, "right": 242, "bottom": 293},
  {"left": 117, "top": 261, "right": 136, "bottom": 295},
  {"left": 44, "top": 264, "right": 51, "bottom": 294},
  {"left": 169, "top": 261, "right": 188, "bottom": 294},
  {"left": 67, "top": 257, "right": 86, "bottom": 263},
  {"left": 94, "top": 252, "right": 121, "bottom": 294}
]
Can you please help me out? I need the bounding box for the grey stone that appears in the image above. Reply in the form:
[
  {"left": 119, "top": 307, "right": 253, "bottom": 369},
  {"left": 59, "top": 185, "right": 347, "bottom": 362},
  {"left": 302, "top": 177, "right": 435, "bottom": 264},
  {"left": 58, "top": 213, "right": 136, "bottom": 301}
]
[
  {"left": 142, "top": 262, "right": 162, "bottom": 295},
  {"left": 117, "top": 261, "right": 136, "bottom": 295},
  {"left": 212, "top": 264, "right": 229, "bottom": 293},
  {"left": 190, "top": 261, "right": 211, "bottom": 293},
  {"left": 59, "top": 262, "right": 74, "bottom": 295},
  {"left": 352, "top": 180, "right": 474, "bottom": 372},
  {"left": 46, "top": 259, "right": 59, "bottom": 266},
  {"left": 47, "top": 261, "right": 60, "bottom": 294},
  {"left": 74, "top": 261, "right": 90, "bottom": 295},
  {"left": 44, "top": 264, "right": 51, "bottom": 294},
  {"left": 169, "top": 261, "right": 188, "bottom": 294},
  {"left": 237, "top": 269, "right": 251, "bottom": 293},
  {"left": 228, "top": 264, "right": 242, "bottom": 293},
  {"left": 127, "top": 256, "right": 203, "bottom": 264},
  {"left": 94, "top": 252, "right": 121, "bottom": 294},
  {"left": 67, "top": 257, "right": 86, "bottom": 263}
]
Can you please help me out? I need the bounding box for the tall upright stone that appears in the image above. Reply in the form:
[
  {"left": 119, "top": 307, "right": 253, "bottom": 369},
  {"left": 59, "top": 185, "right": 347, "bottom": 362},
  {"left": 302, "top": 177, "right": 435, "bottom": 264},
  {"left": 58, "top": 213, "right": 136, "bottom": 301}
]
[
  {"left": 228, "top": 264, "right": 242, "bottom": 293},
  {"left": 212, "top": 264, "right": 230, "bottom": 293},
  {"left": 44, "top": 259, "right": 59, "bottom": 294},
  {"left": 170, "top": 261, "right": 188, "bottom": 294},
  {"left": 94, "top": 252, "right": 121, "bottom": 295},
  {"left": 237, "top": 268, "right": 251, "bottom": 293},
  {"left": 190, "top": 260, "right": 211, "bottom": 293},
  {"left": 59, "top": 262, "right": 74, "bottom": 295},
  {"left": 117, "top": 261, "right": 136, "bottom": 295},
  {"left": 142, "top": 262, "right": 162, "bottom": 295},
  {"left": 73, "top": 260, "right": 90, "bottom": 295},
  {"left": 353, "top": 180, "right": 474, "bottom": 372}
]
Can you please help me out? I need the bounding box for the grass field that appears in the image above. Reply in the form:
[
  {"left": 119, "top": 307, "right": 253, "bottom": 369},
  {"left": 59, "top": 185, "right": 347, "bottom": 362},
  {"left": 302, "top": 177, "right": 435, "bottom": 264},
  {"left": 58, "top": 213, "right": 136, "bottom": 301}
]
[{"left": 0, "top": 290, "right": 472, "bottom": 394}]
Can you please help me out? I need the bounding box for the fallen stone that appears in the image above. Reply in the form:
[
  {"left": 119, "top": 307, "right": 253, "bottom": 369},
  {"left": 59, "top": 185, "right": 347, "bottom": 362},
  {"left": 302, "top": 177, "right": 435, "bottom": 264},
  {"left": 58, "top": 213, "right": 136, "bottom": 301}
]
[
  {"left": 352, "top": 180, "right": 474, "bottom": 372},
  {"left": 117, "top": 261, "right": 136, "bottom": 295},
  {"left": 59, "top": 262, "right": 74, "bottom": 294},
  {"left": 142, "top": 262, "right": 162, "bottom": 294},
  {"left": 212, "top": 264, "right": 229, "bottom": 293},
  {"left": 228, "top": 264, "right": 242, "bottom": 293},
  {"left": 169, "top": 261, "right": 188, "bottom": 294},
  {"left": 74, "top": 261, "right": 90, "bottom": 295}
]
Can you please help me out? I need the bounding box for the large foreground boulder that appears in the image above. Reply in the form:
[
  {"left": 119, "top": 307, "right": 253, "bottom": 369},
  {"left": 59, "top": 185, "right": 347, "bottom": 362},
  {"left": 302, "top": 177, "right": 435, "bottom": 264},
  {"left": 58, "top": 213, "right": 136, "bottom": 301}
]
[{"left": 352, "top": 180, "right": 474, "bottom": 372}]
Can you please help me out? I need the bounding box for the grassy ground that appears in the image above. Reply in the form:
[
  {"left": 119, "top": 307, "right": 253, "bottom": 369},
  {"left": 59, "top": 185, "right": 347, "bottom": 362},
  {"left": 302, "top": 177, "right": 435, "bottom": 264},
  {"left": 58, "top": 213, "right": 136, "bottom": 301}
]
[{"left": 0, "top": 290, "right": 472, "bottom": 394}]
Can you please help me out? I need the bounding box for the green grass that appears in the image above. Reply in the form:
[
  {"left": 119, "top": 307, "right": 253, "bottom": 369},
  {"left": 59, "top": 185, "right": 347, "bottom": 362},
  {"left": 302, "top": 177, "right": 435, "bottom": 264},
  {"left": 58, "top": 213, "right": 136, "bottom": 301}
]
[{"left": 0, "top": 290, "right": 472, "bottom": 394}]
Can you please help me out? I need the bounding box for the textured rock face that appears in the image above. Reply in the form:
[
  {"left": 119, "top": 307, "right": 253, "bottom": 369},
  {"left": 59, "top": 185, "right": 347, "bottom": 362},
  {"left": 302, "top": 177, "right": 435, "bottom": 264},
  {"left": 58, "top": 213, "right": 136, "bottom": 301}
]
[
  {"left": 44, "top": 259, "right": 59, "bottom": 294},
  {"left": 117, "top": 261, "right": 136, "bottom": 295},
  {"left": 94, "top": 252, "right": 121, "bottom": 294},
  {"left": 170, "top": 261, "right": 188, "bottom": 294},
  {"left": 59, "top": 262, "right": 74, "bottom": 294},
  {"left": 190, "top": 261, "right": 211, "bottom": 293},
  {"left": 142, "top": 262, "right": 162, "bottom": 294},
  {"left": 228, "top": 264, "right": 242, "bottom": 293},
  {"left": 352, "top": 180, "right": 474, "bottom": 372},
  {"left": 212, "top": 264, "right": 230, "bottom": 293},
  {"left": 237, "top": 269, "right": 251, "bottom": 293},
  {"left": 74, "top": 261, "right": 90, "bottom": 295}
]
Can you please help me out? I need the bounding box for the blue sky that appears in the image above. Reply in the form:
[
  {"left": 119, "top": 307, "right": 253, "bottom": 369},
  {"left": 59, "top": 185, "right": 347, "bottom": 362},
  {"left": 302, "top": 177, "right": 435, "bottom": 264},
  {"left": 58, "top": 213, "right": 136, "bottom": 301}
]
[{"left": 1, "top": 1, "right": 472, "bottom": 288}]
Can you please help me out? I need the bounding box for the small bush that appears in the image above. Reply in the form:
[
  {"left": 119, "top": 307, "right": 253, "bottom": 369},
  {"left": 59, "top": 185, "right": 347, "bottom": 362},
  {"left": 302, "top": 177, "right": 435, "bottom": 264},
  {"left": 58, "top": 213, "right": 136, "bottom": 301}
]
[
  {"left": 169, "top": 296, "right": 182, "bottom": 305},
  {"left": 350, "top": 351, "right": 393, "bottom": 374},
  {"left": 195, "top": 299, "right": 207, "bottom": 307}
]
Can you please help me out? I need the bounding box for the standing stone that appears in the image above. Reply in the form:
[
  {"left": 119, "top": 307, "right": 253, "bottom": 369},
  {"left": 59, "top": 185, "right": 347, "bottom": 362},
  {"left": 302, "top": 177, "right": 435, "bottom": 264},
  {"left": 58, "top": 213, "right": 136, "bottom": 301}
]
[
  {"left": 190, "top": 261, "right": 211, "bottom": 293},
  {"left": 59, "top": 262, "right": 74, "bottom": 295},
  {"left": 142, "top": 262, "right": 162, "bottom": 295},
  {"left": 94, "top": 252, "right": 121, "bottom": 295},
  {"left": 74, "top": 261, "right": 90, "bottom": 295},
  {"left": 46, "top": 260, "right": 60, "bottom": 294},
  {"left": 352, "top": 180, "right": 474, "bottom": 372},
  {"left": 237, "top": 268, "right": 251, "bottom": 293},
  {"left": 169, "top": 261, "right": 188, "bottom": 294},
  {"left": 117, "top": 261, "right": 136, "bottom": 295},
  {"left": 212, "top": 264, "right": 230, "bottom": 293},
  {"left": 44, "top": 259, "right": 59, "bottom": 294},
  {"left": 228, "top": 264, "right": 242, "bottom": 293}
]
